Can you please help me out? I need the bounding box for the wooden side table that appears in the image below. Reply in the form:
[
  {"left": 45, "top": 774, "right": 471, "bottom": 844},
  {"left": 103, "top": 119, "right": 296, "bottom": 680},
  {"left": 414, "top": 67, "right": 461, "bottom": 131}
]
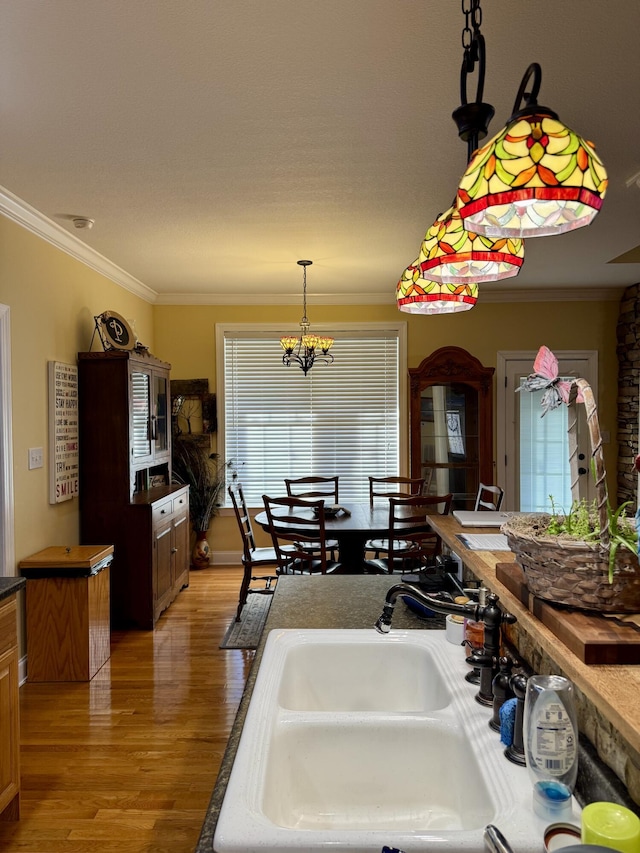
[{"left": 19, "top": 545, "right": 113, "bottom": 682}]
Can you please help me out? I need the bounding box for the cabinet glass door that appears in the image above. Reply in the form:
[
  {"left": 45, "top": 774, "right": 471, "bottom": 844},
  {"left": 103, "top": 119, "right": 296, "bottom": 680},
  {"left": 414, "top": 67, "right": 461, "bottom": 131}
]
[
  {"left": 421, "top": 383, "right": 480, "bottom": 508},
  {"left": 153, "top": 374, "right": 169, "bottom": 455},
  {"left": 131, "top": 371, "right": 152, "bottom": 458}
]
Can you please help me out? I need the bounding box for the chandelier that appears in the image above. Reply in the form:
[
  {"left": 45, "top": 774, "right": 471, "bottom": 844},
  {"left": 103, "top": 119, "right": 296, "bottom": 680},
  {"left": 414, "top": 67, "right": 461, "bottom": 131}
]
[{"left": 280, "top": 260, "right": 334, "bottom": 376}]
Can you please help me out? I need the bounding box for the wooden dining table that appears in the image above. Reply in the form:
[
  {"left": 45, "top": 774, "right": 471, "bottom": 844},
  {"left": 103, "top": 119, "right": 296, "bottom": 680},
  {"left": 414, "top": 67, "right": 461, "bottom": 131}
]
[{"left": 254, "top": 502, "right": 404, "bottom": 574}]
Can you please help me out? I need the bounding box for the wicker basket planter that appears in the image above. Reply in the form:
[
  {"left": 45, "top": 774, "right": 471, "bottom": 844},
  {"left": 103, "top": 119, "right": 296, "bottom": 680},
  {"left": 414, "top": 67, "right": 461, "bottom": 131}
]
[
  {"left": 502, "top": 513, "right": 640, "bottom": 612},
  {"left": 503, "top": 375, "right": 640, "bottom": 613}
]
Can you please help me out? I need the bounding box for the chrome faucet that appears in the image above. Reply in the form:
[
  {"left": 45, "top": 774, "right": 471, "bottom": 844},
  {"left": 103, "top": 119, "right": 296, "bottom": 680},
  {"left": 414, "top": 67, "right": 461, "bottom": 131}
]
[{"left": 374, "top": 583, "right": 517, "bottom": 701}]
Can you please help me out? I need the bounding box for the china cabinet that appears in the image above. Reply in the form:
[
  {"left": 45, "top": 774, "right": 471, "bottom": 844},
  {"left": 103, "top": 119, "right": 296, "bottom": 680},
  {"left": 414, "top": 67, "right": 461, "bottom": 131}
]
[
  {"left": 409, "top": 347, "right": 494, "bottom": 509},
  {"left": 78, "top": 351, "right": 189, "bottom": 629}
]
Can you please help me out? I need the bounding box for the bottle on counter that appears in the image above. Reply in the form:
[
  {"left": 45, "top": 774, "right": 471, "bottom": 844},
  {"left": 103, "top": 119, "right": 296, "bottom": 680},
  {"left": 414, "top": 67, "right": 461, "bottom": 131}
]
[{"left": 523, "top": 674, "right": 578, "bottom": 821}]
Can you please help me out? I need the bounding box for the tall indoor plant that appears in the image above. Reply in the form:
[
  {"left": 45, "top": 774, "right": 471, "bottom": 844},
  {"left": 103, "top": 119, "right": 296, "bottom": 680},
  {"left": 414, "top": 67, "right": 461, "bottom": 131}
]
[{"left": 172, "top": 439, "right": 233, "bottom": 568}]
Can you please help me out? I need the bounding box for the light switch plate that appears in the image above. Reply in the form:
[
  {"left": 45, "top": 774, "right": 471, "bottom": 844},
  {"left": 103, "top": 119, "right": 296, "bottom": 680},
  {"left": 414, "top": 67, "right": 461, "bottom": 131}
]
[{"left": 28, "top": 447, "right": 44, "bottom": 469}]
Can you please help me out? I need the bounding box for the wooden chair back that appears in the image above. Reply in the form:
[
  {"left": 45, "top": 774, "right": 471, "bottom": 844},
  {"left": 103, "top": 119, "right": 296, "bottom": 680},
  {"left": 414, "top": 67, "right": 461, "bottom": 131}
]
[
  {"left": 284, "top": 476, "right": 339, "bottom": 502},
  {"left": 228, "top": 480, "right": 258, "bottom": 561},
  {"left": 386, "top": 493, "right": 453, "bottom": 565},
  {"left": 262, "top": 495, "right": 333, "bottom": 574},
  {"left": 474, "top": 483, "right": 504, "bottom": 512},
  {"left": 369, "top": 475, "right": 425, "bottom": 505}
]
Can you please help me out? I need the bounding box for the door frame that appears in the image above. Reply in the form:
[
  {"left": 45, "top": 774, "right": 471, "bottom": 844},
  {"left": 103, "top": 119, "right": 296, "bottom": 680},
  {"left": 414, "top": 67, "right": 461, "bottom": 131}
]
[
  {"left": 0, "top": 305, "right": 15, "bottom": 577},
  {"left": 496, "top": 350, "right": 598, "bottom": 511}
]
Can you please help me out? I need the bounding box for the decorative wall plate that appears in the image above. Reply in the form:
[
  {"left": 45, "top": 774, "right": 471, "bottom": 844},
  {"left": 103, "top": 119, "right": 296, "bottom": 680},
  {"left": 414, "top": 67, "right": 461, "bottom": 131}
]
[{"left": 99, "top": 311, "right": 135, "bottom": 350}]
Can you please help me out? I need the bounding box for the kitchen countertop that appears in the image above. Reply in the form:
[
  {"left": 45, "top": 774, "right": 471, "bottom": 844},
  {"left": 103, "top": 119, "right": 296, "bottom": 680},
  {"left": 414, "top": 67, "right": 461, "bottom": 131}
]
[
  {"left": 195, "top": 574, "right": 446, "bottom": 853},
  {"left": 428, "top": 515, "right": 640, "bottom": 758},
  {"left": 196, "top": 559, "right": 639, "bottom": 853},
  {"left": 0, "top": 576, "right": 25, "bottom": 602}
]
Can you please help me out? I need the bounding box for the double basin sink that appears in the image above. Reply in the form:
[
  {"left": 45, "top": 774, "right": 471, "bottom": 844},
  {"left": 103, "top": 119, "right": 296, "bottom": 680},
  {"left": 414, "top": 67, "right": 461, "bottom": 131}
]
[{"left": 214, "top": 628, "right": 573, "bottom": 852}]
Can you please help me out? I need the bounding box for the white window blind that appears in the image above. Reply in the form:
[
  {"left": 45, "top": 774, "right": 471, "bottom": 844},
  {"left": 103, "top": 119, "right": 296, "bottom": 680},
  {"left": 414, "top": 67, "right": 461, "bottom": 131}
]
[{"left": 222, "top": 329, "right": 402, "bottom": 505}]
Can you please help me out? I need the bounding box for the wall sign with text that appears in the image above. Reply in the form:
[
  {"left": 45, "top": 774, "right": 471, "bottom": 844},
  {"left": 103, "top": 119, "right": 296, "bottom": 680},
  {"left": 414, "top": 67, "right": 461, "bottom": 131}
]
[{"left": 48, "top": 361, "right": 79, "bottom": 503}]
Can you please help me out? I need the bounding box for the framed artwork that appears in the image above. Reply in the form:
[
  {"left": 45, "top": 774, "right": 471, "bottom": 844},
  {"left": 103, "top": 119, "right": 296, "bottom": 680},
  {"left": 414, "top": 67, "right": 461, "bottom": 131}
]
[
  {"left": 48, "top": 361, "right": 79, "bottom": 503},
  {"left": 446, "top": 410, "right": 465, "bottom": 456}
]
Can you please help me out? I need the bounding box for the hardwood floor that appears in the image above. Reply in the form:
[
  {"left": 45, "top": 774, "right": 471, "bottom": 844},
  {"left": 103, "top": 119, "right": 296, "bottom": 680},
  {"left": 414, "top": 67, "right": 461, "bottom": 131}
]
[{"left": 0, "top": 566, "right": 253, "bottom": 853}]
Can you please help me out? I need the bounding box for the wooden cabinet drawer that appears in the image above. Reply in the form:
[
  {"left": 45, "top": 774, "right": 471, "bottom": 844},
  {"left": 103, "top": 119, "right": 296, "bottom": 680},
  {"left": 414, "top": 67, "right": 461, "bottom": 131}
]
[
  {"left": 0, "top": 598, "right": 17, "bottom": 657},
  {"left": 152, "top": 497, "right": 174, "bottom": 524},
  {"left": 173, "top": 492, "right": 188, "bottom": 516}
]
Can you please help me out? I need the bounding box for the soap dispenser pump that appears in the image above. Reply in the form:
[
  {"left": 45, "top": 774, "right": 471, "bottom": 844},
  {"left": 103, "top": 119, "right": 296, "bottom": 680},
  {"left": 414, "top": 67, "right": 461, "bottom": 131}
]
[{"left": 523, "top": 675, "right": 578, "bottom": 822}]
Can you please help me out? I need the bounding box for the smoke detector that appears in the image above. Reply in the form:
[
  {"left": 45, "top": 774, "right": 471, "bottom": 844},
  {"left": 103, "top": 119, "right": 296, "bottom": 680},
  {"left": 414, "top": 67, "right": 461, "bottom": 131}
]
[{"left": 72, "top": 216, "right": 95, "bottom": 230}]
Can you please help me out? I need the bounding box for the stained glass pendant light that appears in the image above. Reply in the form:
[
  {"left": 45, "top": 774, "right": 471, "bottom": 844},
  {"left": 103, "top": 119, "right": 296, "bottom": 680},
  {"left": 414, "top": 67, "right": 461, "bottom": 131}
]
[
  {"left": 416, "top": 204, "right": 524, "bottom": 283},
  {"left": 415, "top": 6, "right": 524, "bottom": 286},
  {"left": 280, "top": 260, "right": 334, "bottom": 375},
  {"left": 396, "top": 262, "right": 478, "bottom": 314},
  {"left": 457, "top": 62, "right": 608, "bottom": 238}
]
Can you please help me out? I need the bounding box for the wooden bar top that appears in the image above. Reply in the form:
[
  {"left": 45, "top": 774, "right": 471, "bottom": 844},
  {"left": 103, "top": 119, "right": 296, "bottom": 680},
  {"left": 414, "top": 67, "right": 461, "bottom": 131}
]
[{"left": 429, "top": 514, "right": 640, "bottom": 756}]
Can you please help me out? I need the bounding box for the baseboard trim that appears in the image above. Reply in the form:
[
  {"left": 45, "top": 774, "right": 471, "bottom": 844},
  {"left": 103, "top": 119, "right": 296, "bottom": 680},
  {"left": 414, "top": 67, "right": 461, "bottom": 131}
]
[{"left": 210, "top": 550, "right": 242, "bottom": 566}]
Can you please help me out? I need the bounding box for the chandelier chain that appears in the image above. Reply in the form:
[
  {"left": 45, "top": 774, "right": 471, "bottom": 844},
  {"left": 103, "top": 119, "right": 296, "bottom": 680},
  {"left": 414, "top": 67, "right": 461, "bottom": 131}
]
[
  {"left": 300, "top": 261, "right": 309, "bottom": 327},
  {"left": 461, "top": 0, "right": 481, "bottom": 52}
]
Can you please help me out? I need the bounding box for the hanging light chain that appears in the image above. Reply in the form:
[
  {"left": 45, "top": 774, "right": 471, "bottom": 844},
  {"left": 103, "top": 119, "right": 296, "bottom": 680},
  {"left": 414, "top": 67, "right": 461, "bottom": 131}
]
[
  {"left": 461, "top": 0, "right": 482, "bottom": 69},
  {"left": 300, "top": 260, "right": 309, "bottom": 330}
]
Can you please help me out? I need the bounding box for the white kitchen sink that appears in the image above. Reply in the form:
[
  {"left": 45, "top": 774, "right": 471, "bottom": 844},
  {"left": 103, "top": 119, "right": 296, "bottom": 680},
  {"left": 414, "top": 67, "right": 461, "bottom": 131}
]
[
  {"left": 214, "top": 629, "right": 580, "bottom": 853},
  {"left": 277, "top": 638, "right": 450, "bottom": 712}
]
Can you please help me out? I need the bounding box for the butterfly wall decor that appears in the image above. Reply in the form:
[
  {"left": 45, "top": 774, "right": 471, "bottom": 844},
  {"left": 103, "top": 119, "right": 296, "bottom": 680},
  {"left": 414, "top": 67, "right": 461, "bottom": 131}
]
[{"left": 517, "top": 345, "right": 584, "bottom": 416}]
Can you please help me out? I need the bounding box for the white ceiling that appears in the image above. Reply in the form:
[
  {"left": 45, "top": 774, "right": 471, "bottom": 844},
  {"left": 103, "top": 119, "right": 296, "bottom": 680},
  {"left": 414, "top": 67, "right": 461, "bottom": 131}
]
[{"left": 1, "top": 0, "right": 640, "bottom": 305}]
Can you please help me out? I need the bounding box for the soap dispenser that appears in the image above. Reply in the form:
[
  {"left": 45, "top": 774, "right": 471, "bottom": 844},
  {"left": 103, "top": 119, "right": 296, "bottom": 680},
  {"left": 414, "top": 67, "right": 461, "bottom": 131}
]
[{"left": 523, "top": 675, "right": 578, "bottom": 822}]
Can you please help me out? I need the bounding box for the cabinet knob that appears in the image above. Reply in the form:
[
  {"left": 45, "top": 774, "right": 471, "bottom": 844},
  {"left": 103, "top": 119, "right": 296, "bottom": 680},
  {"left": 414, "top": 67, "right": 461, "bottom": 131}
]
[{"left": 171, "top": 548, "right": 178, "bottom": 554}]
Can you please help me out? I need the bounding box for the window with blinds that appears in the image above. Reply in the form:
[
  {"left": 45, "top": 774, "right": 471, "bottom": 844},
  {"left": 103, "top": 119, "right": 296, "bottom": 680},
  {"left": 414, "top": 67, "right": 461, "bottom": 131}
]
[{"left": 220, "top": 327, "right": 404, "bottom": 505}]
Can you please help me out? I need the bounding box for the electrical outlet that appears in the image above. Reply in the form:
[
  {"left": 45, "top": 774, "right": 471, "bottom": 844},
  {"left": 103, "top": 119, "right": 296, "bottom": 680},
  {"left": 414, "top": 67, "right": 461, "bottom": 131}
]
[{"left": 28, "top": 447, "right": 44, "bottom": 469}]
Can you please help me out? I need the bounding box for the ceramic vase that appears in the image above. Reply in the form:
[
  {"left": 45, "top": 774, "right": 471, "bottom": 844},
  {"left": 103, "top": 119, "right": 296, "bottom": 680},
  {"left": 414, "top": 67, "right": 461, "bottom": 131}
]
[{"left": 191, "top": 530, "right": 211, "bottom": 568}]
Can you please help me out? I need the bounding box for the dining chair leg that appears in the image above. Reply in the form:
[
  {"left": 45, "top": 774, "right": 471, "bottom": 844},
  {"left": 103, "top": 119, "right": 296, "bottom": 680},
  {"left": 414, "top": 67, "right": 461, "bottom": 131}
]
[{"left": 235, "top": 562, "right": 253, "bottom": 621}]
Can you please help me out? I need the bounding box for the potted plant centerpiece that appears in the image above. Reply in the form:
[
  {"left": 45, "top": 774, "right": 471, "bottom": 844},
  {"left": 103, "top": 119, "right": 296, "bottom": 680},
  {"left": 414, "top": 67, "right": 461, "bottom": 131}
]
[
  {"left": 501, "top": 346, "right": 640, "bottom": 612},
  {"left": 172, "top": 438, "right": 233, "bottom": 568}
]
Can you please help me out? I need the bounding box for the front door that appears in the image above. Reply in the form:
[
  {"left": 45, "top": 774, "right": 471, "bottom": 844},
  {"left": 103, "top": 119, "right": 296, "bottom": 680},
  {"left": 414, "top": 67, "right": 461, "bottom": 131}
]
[{"left": 497, "top": 351, "right": 598, "bottom": 512}]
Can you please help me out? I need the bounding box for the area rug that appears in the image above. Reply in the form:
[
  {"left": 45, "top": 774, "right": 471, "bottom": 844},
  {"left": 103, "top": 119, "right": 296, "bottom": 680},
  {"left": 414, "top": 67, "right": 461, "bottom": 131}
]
[{"left": 220, "top": 594, "right": 272, "bottom": 650}]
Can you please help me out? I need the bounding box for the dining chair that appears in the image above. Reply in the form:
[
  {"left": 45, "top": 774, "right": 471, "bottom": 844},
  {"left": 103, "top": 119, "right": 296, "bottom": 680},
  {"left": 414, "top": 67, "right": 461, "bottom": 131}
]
[
  {"left": 365, "top": 475, "right": 426, "bottom": 559},
  {"left": 474, "top": 483, "right": 504, "bottom": 511},
  {"left": 283, "top": 476, "right": 339, "bottom": 559},
  {"left": 284, "top": 475, "right": 339, "bottom": 501},
  {"left": 228, "top": 481, "right": 292, "bottom": 622},
  {"left": 366, "top": 493, "right": 453, "bottom": 574},
  {"left": 262, "top": 495, "right": 343, "bottom": 575}
]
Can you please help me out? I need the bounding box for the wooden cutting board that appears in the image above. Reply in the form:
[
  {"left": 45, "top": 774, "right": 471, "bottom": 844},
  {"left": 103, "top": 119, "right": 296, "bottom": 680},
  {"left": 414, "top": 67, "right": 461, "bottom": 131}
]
[{"left": 495, "top": 562, "right": 640, "bottom": 665}]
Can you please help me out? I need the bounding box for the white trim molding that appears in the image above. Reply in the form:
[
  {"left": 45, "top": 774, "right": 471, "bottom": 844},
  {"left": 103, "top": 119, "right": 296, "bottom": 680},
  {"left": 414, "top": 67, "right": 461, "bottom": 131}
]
[
  {"left": 0, "top": 305, "right": 15, "bottom": 577},
  {"left": 0, "top": 186, "right": 156, "bottom": 303},
  {"left": 210, "top": 550, "right": 242, "bottom": 567}
]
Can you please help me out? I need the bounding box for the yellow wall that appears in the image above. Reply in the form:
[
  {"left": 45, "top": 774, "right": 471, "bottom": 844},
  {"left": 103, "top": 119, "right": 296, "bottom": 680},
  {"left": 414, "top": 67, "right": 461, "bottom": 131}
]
[
  {"left": 154, "top": 299, "right": 621, "bottom": 554},
  {"left": 0, "top": 218, "right": 155, "bottom": 655},
  {"left": 0, "top": 214, "right": 625, "bottom": 644}
]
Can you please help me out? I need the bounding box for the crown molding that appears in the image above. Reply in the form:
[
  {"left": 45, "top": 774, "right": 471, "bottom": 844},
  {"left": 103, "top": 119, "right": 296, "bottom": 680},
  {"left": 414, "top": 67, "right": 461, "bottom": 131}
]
[
  {"left": 1, "top": 187, "right": 624, "bottom": 306},
  {"left": 156, "top": 286, "right": 623, "bottom": 305},
  {"left": 476, "top": 286, "right": 624, "bottom": 303},
  {"left": 154, "top": 291, "right": 395, "bottom": 306},
  {"left": 0, "top": 186, "right": 157, "bottom": 303}
]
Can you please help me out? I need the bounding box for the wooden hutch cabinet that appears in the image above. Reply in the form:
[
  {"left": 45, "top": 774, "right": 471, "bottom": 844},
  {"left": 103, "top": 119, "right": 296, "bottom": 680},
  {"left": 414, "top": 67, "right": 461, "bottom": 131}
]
[
  {"left": 78, "top": 351, "right": 189, "bottom": 629},
  {"left": 409, "top": 347, "right": 495, "bottom": 510}
]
